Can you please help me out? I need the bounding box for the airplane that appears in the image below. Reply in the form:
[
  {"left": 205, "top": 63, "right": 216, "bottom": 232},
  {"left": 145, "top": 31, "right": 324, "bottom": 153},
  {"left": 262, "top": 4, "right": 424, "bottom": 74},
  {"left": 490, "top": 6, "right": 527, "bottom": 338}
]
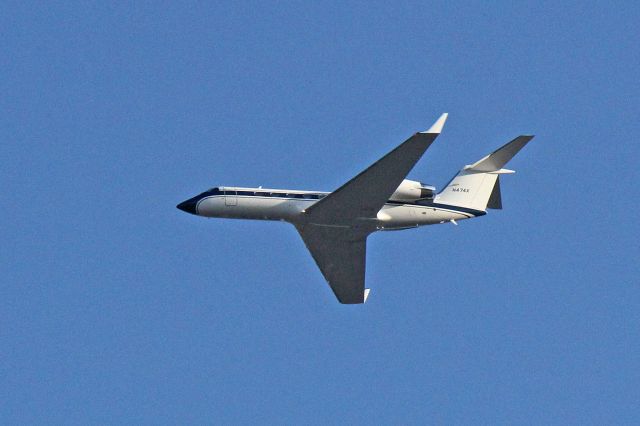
[{"left": 177, "top": 114, "right": 533, "bottom": 304}]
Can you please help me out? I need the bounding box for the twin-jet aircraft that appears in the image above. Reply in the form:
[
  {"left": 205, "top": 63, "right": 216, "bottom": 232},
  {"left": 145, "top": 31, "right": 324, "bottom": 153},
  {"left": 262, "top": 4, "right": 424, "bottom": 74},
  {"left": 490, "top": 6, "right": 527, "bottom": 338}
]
[{"left": 177, "top": 114, "right": 533, "bottom": 304}]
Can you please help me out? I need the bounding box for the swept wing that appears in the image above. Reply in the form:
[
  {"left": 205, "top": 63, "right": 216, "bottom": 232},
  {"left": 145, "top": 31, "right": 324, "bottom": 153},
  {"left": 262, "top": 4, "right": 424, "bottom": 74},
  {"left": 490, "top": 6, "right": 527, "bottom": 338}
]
[{"left": 297, "top": 114, "right": 448, "bottom": 303}]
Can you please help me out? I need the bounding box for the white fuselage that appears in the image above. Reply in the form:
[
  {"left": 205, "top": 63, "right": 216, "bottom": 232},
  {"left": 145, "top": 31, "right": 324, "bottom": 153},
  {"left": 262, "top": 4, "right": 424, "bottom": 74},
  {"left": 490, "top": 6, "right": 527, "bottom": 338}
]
[{"left": 191, "top": 186, "right": 484, "bottom": 230}]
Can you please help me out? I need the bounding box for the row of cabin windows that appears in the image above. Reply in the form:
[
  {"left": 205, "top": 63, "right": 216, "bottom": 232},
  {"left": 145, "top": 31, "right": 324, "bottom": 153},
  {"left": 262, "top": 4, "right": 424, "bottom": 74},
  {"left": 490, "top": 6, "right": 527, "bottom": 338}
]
[
  {"left": 207, "top": 188, "right": 326, "bottom": 200},
  {"left": 206, "top": 188, "right": 434, "bottom": 206}
]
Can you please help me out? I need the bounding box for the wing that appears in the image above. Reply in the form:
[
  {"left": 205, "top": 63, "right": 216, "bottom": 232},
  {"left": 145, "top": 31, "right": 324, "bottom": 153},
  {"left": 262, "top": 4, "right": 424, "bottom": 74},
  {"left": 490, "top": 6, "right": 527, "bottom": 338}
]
[
  {"left": 296, "top": 224, "right": 368, "bottom": 304},
  {"left": 304, "top": 113, "right": 448, "bottom": 224}
]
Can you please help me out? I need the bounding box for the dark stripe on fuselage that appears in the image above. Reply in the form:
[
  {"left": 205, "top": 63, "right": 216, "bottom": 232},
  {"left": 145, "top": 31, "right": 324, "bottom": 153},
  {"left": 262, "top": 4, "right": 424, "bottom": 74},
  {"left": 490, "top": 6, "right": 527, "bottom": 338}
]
[
  {"left": 385, "top": 200, "right": 486, "bottom": 217},
  {"left": 198, "top": 188, "right": 327, "bottom": 200}
]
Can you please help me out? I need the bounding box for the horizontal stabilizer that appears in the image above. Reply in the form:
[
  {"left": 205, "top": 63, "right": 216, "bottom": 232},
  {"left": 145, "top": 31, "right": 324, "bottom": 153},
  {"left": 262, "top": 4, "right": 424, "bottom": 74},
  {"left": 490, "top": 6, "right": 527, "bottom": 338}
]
[{"left": 468, "top": 135, "right": 533, "bottom": 172}]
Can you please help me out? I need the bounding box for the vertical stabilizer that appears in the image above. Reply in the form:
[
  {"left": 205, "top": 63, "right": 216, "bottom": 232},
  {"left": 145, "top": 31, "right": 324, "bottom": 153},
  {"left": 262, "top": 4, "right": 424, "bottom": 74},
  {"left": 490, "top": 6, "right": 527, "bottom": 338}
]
[
  {"left": 486, "top": 177, "right": 502, "bottom": 210},
  {"left": 435, "top": 135, "right": 533, "bottom": 211}
]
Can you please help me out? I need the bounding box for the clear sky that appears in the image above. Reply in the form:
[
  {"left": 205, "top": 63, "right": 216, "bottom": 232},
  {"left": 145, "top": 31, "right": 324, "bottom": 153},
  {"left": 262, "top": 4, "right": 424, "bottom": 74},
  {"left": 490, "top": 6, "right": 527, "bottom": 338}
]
[{"left": 2, "top": 2, "right": 639, "bottom": 424}]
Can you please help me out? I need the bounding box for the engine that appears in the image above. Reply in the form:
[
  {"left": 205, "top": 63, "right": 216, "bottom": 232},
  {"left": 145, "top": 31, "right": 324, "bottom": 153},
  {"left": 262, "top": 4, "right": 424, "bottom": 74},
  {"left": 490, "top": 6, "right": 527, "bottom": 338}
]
[{"left": 390, "top": 179, "right": 436, "bottom": 202}]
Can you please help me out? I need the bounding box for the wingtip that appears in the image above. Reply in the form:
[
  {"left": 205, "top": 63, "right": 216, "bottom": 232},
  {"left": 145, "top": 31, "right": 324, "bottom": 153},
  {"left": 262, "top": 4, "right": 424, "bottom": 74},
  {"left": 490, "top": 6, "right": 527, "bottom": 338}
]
[{"left": 422, "top": 113, "right": 448, "bottom": 134}]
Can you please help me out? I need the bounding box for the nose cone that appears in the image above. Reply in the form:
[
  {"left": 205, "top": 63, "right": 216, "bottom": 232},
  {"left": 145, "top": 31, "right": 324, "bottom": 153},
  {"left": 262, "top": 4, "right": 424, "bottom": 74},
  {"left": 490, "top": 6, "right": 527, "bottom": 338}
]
[{"left": 176, "top": 198, "right": 198, "bottom": 215}]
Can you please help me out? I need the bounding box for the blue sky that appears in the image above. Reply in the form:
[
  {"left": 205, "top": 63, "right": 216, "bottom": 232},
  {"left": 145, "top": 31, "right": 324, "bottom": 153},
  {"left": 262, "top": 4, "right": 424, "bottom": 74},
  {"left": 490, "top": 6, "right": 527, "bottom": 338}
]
[{"left": 2, "top": 2, "right": 639, "bottom": 424}]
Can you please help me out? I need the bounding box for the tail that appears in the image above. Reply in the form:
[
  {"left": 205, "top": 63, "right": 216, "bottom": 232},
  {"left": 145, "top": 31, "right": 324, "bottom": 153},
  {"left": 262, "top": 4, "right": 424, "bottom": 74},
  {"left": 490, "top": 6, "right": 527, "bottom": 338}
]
[{"left": 434, "top": 135, "right": 534, "bottom": 211}]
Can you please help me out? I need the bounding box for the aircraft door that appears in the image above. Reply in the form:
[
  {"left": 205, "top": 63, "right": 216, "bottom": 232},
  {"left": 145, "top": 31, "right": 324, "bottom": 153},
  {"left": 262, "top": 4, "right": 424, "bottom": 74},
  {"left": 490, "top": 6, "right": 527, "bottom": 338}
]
[{"left": 225, "top": 189, "right": 237, "bottom": 206}]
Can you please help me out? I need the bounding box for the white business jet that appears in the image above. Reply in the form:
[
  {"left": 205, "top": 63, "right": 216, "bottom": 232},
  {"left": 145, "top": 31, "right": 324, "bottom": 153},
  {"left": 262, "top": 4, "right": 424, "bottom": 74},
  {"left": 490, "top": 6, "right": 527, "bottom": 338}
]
[{"left": 177, "top": 114, "right": 533, "bottom": 304}]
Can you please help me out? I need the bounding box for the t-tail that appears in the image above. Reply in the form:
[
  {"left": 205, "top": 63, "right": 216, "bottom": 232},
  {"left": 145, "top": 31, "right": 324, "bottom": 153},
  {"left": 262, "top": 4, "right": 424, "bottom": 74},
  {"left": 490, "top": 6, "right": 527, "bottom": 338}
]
[{"left": 434, "top": 135, "right": 534, "bottom": 211}]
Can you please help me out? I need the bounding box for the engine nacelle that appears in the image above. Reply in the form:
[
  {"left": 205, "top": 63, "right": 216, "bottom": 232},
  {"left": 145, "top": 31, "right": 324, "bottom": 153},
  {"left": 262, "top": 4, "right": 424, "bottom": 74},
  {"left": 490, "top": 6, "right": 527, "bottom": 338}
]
[{"left": 390, "top": 179, "right": 436, "bottom": 202}]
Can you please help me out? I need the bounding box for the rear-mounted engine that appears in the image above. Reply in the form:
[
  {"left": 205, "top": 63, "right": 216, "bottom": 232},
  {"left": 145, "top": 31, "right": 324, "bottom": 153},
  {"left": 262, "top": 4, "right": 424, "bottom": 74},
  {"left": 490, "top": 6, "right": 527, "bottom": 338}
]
[{"left": 390, "top": 179, "right": 436, "bottom": 202}]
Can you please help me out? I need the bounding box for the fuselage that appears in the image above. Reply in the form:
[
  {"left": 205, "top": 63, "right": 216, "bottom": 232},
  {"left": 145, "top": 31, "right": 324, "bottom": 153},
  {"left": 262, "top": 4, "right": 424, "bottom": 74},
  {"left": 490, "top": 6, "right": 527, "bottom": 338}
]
[
  {"left": 177, "top": 186, "right": 486, "bottom": 230},
  {"left": 176, "top": 115, "right": 531, "bottom": 304}
]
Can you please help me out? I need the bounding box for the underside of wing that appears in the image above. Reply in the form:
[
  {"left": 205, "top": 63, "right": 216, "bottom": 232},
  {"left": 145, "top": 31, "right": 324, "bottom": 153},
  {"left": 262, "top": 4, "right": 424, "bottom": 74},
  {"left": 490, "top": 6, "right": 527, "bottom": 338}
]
[
  {"left": 296, "top": 224, "right": 368, "bottom": 304},
  {"left": 304, "top": 113, "right": 448, "bottom": 224}
]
